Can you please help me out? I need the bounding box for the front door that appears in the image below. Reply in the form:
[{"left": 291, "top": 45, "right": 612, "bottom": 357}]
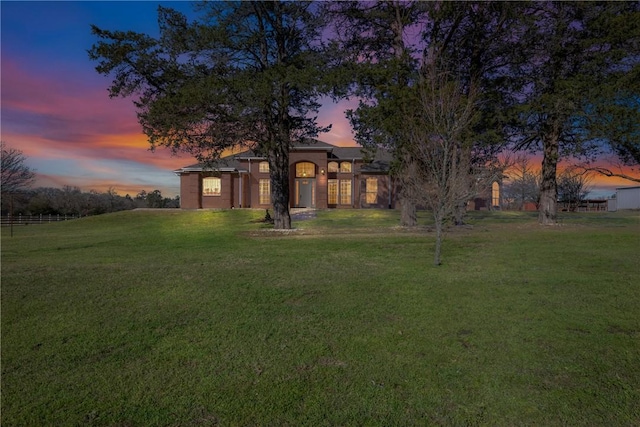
[{"left": 296, "top": 179, "right": 315, "bottom": 207}]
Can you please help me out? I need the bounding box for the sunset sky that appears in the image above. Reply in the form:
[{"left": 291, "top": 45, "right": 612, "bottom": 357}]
[
  {"left": 1, "top": 1, "right": 357, "bottom": 198},
  {"left": 1, "top": 1, "right": 632, "bottom": 199}
]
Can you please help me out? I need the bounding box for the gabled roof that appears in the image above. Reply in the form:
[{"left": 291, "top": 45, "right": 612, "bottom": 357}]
[{"left": 173, "top": 139, "right": 392, "bottom": 174}]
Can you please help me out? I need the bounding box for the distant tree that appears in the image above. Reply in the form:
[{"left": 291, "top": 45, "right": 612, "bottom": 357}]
[
  {"left": 146, "top": 189, "right": 164, "bottom": 208},
  {"left": 511, "top": 2, "right": 640, "bottom": 224},
  {"left": 89, "top": 2, "right": 330, "bottom": 229},
  {"left": 1, "top": 142, "right": 35, "bottom": 196},
  {"left": 557, "top": 168, "right": 592, "bottom": 212},
  {"left": 503, "top": 155, "right": 540, "bottom": 210}
]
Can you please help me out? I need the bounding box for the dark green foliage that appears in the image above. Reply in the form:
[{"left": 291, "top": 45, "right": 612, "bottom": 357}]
[
  {"left": 89, "top": 2, "right": 331, "bottom": 229},
  {"left": 509, "top": 2, "right": 640, "bottom": 223}
]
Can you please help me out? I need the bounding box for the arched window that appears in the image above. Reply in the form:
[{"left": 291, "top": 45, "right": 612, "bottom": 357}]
[
  {"left": 492, "top": 181, "right": 500, "bottom": 207},
  {"left": 340, "top": 162, "right": 352, "bottom": 173},
  {"left": 259, "top": 161, "right": 269, "bottom": 173},
  {"left": 296, "top": 162, "right": 315, "bottom": 178},
  {"left": 203, "top": 177, "right": 221, "bottom": 196},
  {"left": 328, "top": 161, "right": 339, "bottom": 173}
]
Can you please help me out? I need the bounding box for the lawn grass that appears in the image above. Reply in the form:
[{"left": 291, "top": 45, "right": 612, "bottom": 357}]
[{"left": 2, "top": 209, "right": 639, "bottom": 426}]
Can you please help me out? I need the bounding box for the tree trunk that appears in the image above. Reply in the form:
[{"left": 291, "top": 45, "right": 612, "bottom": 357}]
[
  {"left": 538, "top": 133, "right": 559, "bottom": 225},
  {"left": 400, "top": 196, "right": 417, "bottom": 227},
  {"left": 270, "top": 145, "right": 291, "bottom": 230},
  {"left": 434, "top": 212, "right": 444, "bottom": 266},
  {"left": 452, "top": 201, "right": 467, "bottom": 226},
  {"left": 399, "top": 152, "right": 418, "bottom": 227}
]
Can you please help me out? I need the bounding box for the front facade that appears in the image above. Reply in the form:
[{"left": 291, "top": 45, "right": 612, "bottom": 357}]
[{"left": 174, "top": 140, "right": 398, "bottom": 210}]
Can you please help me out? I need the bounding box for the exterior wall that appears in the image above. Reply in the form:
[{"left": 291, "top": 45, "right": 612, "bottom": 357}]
[
  {"left": 616, "top": 187, "right": 640, "bottom": 210},
  {"left": 180, "top": 173, "right": 202, "bottom": 209},
  {"left": 178, "top": 150, "right": 398, "bottom": 210}
]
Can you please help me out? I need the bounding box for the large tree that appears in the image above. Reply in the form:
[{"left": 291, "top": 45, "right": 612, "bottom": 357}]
[
  {"left": 327, "top": 0, "right": 426, "bottom": 226},
  {"left": 511, "top": 1, "right": 640, "bottom": 224},
  {"left": 89, "top": 1, "right": 329, "bottom": 229},
  {"left": 331, "top": 1, "right": 521, "bottom": 226}
]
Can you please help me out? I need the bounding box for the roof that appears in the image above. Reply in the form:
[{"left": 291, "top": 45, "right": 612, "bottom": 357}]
[{"left": 174, "top": 139, "right": 391, "bottom": 174}]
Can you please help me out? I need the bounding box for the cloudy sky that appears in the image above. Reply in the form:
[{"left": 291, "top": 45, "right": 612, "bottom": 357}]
[
  {"left": 1, "top": 1, "right": 357, "bottom": 198},
  {"left": 1, "top": 1, "right": 631, "bottom": 199}
]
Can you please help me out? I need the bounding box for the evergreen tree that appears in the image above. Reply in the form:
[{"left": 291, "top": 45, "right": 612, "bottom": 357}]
[
  {"left": 511, "top": 2, "right": 640, "bottom": 224},
  {"left": 89, "top": 2, "right": 330, "bottom": 229}
]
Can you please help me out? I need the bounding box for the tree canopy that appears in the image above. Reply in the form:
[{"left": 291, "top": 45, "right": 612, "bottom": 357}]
[
  {"left": 510, "top": 1, "right": 640, "bottom": 223},
  {"left": 89, "top": 1, "right": 330, "bottom": 228}
]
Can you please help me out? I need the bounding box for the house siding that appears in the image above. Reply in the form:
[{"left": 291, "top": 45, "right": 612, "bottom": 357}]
[
  {"left": 175, "top": 141, "right": 400, "bottom": 210},
  {"left": 180, "top": 173, "right": 202, "bottom": 209}
]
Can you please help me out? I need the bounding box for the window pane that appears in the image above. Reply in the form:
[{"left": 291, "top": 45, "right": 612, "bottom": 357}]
[
  {"left": 366, "top": 177, "right": 378, "bottom": 204},
  {"left": 259, "top": 179, "right": 270, "bottom": 204},
  {"left": 203, "top": 177, "right": 221, "bottom": 196},
  {"left": 259, "top": 162, "right": 269, "bottom": 173},
  {"left": 296, "top": 162, "right": 315, "bottom": 178},
  {"left": 340, "top": 162, "right": 352, "bottom": 173},
  {"left": 340, "top": 179, "right": 351, "bottom": 205},
  {"left": 492, "top": 181, "right": 500, "bottom": 207},
  {"left": 328, "top": 179, "right": 337, "bottom": 204},
  {"left": 328, "top": 162, "right": 339, "bottom": 173}
]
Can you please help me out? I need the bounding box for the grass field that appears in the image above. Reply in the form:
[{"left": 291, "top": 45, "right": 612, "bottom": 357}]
[{"left": 2, "top": 209, "right": 639, "bottom": 426}]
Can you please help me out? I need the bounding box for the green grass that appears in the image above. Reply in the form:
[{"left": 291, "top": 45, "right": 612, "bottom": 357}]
[{"left": 2, "top": 209, "right": 639, "bottom": 426}]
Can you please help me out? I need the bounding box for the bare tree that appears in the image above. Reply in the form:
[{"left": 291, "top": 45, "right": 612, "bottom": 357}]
[
  {"left": 408, "top": 57, "right": 482, "bottom": 266},
  {"left": 1, "top": 142, "right": 35, "bottom": 195},
  {"left": 503, "top": 155, "right": 540, "bottom": 210},
  {"left": 557, "top": 168, "right": 593, "bottom": 212}
]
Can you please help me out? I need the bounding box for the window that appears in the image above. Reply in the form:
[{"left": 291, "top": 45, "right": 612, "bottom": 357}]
[
  {"left": 259, "top": 161, "right": 269, "bottom": 173},
  {"left": 259, "top": 179, "right": 270, "bottom": 204},
  {"left": 366, "top": 177, "right": 378, "bottom": 204},
  {"left": 340, "top": 162, "right": 352, "bottom": 173},
  {"left": 328, "top": 179, "right": 338, "bottom": 204},
  {"left": 296, "top": 162, "right": 315, "bottom": 178},
  {"left": 203, "top": 177, "right": 221, "bottom": 196},
  {"left": 340, "top": 179, "right": 352, "bottom": 205},
  {"left": 328, "top": 161, "right": 339, "bottom": 173},
  {"left": 492, "top": 181, "right": 500, "bottom": 207}
]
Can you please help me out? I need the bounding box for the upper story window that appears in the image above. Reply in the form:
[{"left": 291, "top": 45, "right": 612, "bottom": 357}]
[
  {"left": 328, "top": 161, "right": 339, "bottom": 173},
  {"left": 296, "top": 162, "right": 315, "bottom": 178},
  {"left": 203, "top": 177, "right": 221, "bottom": 196},
  {"left": 259, "top": 161, "right": 269, "bottom": 173},
  {"left": 340, "top": 162, "right": 352, "bottom": 173}
]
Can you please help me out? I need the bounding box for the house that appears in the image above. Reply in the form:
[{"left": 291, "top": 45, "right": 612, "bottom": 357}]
[
  {"left": 174, "top": 140, "right": 398, "bottom": 210},
  {"left": 608, "top": 186, "right": 640, "bottom": 211}
]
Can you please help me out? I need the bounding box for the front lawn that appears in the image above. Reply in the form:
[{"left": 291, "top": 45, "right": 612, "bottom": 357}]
[{"left": 2, "top": 209, "right": 639, "bottom": 425}]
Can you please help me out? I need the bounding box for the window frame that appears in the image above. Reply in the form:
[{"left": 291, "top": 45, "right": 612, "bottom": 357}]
[
  {"left": 295, "top": 162, "right": 316, "bottom": 178},
  {"left": 202, "top": 177, "right": 222, "bottom": 196},
  {"left": 339, "top": 179, "right": 352, "bottom": 205},
  {"left": 365, "top": 177, "right": 378, "bottom": 204},
  {"left": 259, "top": 178, "right": 271, "bottom": 205},
  {"left": 339, "top": 162, "right": 352, "bottom": 173}
]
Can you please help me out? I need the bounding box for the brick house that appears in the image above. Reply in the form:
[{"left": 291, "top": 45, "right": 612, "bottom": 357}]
[{"left": 174, "top": 140, "right": 398, "bottom": 210}]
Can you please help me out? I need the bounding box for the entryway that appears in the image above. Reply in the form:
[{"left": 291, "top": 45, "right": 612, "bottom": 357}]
[{"left": 295, "top": 178, "right": 315, "bottom": 208}]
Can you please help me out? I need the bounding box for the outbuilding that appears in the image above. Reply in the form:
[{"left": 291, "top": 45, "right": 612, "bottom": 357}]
[{"left": 608, "top": 186, "right": 640, "bottom": 211}]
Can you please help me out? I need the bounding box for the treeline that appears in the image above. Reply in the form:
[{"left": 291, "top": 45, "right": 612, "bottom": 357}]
[{"left": 2, "top": 187, "right": 179, "bottom": 217}]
